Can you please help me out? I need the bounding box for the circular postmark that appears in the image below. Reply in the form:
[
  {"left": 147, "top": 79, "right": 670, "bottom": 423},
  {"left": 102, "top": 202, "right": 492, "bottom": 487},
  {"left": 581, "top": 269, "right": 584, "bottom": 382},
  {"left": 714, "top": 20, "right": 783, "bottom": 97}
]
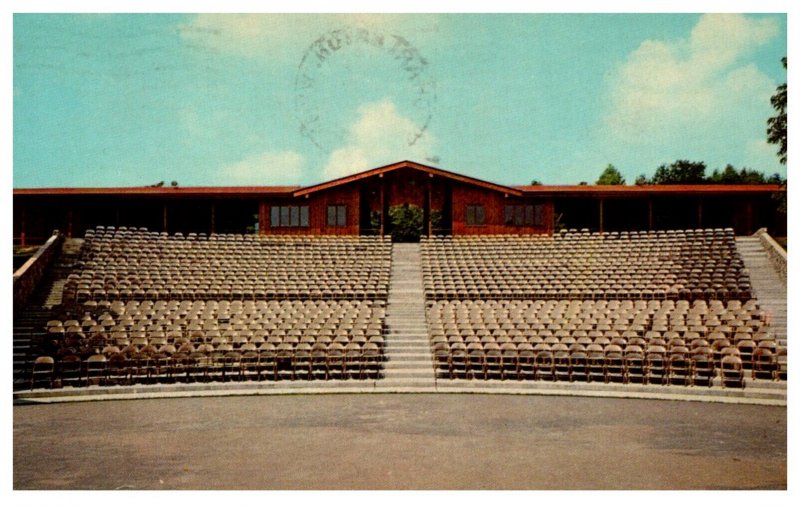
[{"left": 294, "top": 26, "right": 436, "bottom": 152}]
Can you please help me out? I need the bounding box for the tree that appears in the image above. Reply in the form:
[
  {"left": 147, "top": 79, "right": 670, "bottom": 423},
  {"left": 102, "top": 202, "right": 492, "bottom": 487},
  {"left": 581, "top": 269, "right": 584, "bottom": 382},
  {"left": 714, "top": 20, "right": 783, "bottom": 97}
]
[
  {"left": 707, "top": 165, "right": 740, "bottom": 184},
  {"left": 635, "top": 174, "right": 649, "bottom": 186},
  {"left": 766, "top": 173, "right": 785, "bottom": 185},
  {"left": 767, "top": 57, "right": 787, "bottom": 165},
  {"left": 596, "top": 164, "right": 626, "bottom": 185},
  {"left": 707, "top": 165, "right": 786, "bottom": 185},
  {"left": 651, "top": 160, "right": 707, "bottom": 184},
  {"left": 530, "top": 179, "right": 542, "bottom": 185},
  {"left": 388, "top": 204, "right": 424, "bottom": 242}
]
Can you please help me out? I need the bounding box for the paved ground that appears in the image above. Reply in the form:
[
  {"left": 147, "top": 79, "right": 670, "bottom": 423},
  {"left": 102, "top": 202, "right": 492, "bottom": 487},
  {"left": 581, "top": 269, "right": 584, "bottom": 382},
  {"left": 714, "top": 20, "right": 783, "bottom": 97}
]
[{"left": 13, "top": 394, "right": 786, "bottom": 490}]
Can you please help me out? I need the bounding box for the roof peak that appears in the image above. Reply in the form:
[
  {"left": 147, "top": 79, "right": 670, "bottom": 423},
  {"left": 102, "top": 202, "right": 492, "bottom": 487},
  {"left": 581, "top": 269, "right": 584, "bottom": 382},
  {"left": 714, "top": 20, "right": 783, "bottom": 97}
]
[{"left": 293, "top": 160, "right": 524, "bottom": 197}]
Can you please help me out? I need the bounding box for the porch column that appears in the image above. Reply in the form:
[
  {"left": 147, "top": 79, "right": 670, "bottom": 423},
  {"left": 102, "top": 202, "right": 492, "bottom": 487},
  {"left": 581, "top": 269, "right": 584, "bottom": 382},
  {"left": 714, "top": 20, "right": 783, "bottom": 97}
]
[
  {"left": 647, "top": 198, "right": 654, "bottom": 231},
  {"left": 162, "top": 203, "right": 168, "bottom": 233},
  {"left": 67, "top": 207, "right": 73, "bottom": 238},
  {"left": 598, "top": 198, "right": 604, "bottom": 233},
  {"left": 697, "top": 198, "right": 703, "bottom": 228},
  {"left": 425, "top": 176, "right": 432, "bottom": 238},
  {"left": 211, "top": 202, "right": 217, "bottom": 234},
  {"left": 379, "top": 176, "right": 386, "bottom": 237},
  {"left": 746, "top": 199, "right": 753, "bottom": 235},
  {"left": 20, "top": 207, "right": 26, "bottom": 246}
]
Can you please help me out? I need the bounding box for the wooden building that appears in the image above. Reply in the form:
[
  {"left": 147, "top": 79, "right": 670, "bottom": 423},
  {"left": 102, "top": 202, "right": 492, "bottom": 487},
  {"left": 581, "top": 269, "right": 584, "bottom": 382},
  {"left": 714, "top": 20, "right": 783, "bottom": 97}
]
[{"left": 13, "top": 160, "right": 785, "bottom": 244}]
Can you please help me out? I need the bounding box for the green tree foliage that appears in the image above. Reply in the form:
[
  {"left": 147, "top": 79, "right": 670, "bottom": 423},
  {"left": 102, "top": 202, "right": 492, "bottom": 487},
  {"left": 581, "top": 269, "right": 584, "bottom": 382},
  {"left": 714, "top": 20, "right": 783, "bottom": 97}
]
[
  {"left": 596, "top": 164, "right": 626, "bottom": 185},
  {"left": 530, "top": 179, "right": 542, "bottom": 185},
  {"left": 640, "top": 161, "right": 783, "bottom": 186},
  {"left": 767, "top": 57, "right": 787, "bottom": 165},
  {"left": 708, "top": 165, "right": 786, "bottom": 185},
  {"left": 651, "top": 160, "right": 707, "bottom": 184},
  {"left": 388, "top": 204, "right": 424, "bottom": 242}
]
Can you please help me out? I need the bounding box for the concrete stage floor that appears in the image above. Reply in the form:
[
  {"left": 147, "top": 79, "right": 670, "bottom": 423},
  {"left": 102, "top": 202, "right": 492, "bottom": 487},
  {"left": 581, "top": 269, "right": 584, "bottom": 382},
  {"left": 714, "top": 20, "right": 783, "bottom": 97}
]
[{"left": 13, "top": 393, "right": 786, "bottom": 490}]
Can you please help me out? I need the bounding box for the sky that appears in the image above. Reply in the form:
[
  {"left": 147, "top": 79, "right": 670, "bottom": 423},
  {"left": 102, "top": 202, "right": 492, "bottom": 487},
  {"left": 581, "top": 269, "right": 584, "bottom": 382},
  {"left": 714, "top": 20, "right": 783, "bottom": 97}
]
[{"left": 12, "top": 11, "right": 788, "bottom": 188}]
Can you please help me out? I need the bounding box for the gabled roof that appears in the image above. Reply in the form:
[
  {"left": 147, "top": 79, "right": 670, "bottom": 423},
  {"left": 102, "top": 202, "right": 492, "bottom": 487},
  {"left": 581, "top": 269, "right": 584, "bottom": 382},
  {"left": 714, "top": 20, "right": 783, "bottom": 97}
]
[{"left": 292, "top": 160, "right": 524, "bottom": 197}]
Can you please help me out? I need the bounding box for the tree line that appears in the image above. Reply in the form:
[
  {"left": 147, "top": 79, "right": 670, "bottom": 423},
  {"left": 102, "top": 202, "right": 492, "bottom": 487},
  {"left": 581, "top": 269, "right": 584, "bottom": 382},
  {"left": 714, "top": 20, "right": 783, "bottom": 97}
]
[{"left": 593, "top": 162, "right": 785, "bottom": 186}]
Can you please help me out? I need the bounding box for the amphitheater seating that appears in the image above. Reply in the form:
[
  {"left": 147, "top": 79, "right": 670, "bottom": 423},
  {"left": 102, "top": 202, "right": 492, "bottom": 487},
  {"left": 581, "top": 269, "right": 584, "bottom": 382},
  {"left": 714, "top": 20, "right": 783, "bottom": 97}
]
[
  {"left": 421, "top": 228, "right": 751, "bottom": 301},
  {"left": 421, "top": 228, "right": 784, "bottom": 388},
  {"left": 29, "top": 226, "right": 389, "bottom": 388},
  {"left": 35, "top": 299, "right": 386, "bottom": 386},
  {"left": 64, "top": 227, "right": 391, "bottom": 304},
  {"left": 426, "top": 297, "right": 777, "bottom": 386},
  {"left": 27, "top": 225, "right": 785, "bottom": 391}
]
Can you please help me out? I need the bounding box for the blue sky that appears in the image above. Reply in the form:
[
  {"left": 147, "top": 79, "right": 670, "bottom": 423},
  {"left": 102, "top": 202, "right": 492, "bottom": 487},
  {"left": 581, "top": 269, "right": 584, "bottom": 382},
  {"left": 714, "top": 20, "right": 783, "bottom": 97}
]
[{"left": 13, "top": 12, "right": 788, "bottom": 187}]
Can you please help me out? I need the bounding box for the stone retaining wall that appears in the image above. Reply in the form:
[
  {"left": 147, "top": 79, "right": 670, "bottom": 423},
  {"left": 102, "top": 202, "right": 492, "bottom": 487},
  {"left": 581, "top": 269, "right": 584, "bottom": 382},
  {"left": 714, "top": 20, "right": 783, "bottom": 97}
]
[
  {"left": 13, "top": 232, "right": 63, "bottom": 314},
  {"left": 755, "top": 228, "right": 787, "bottom": 285}
]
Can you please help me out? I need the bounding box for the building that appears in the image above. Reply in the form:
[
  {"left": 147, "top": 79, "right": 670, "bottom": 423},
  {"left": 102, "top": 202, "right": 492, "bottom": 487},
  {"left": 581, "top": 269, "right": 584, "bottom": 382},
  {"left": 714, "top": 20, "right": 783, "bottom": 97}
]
[{"left": 13, "top": 160, "right": 785, "bottom": 244}]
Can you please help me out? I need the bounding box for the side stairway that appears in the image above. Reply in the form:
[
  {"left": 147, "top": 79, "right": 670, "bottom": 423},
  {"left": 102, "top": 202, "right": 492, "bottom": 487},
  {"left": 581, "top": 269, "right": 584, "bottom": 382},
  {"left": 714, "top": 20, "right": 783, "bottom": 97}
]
[
  {"left": 736, "top": 236, "right": 787, "bottom": 348},
  {"left": 379, "top": 243, "right": 436, "bottom": 388},
  {"left": 13, "top": 238, "right": 84, "bottom": 390}
]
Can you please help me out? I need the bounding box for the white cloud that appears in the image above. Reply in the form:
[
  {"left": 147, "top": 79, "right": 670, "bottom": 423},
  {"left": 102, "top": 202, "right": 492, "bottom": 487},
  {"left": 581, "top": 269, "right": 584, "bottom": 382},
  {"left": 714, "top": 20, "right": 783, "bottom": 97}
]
[
  {"left": 689, "top": 14, "right": 779, "bottom": 71},
  {"left": 219, "top": 150, "right": 305, "bottom": 185},
  {"left": 605, "top": 14, "right": 779, "bottom": 144},
  {"left": 743, "top": 138, "right": 785, "bottom": 176},
  {"left": 322, "top": 98, "right": 436, "bottom": 179}
]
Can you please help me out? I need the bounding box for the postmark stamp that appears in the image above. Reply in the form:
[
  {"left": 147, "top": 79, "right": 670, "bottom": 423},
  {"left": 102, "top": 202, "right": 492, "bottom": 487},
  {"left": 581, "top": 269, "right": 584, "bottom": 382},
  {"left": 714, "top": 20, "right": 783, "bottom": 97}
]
[{"left": 294, "top": 26, "right": 436, "bottom": 152}]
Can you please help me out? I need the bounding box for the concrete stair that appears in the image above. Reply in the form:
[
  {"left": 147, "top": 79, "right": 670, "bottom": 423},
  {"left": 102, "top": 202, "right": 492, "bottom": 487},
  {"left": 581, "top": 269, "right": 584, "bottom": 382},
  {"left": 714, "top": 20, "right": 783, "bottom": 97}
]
[
  {"left": 13, "top": 238, "right": 84, "bottom": 390},
  {"left": 736, "top": 236, "right": 787, "bottom": 348},
  {"left": 42, "top": 238, "right": 84, "bottom": 309},
  {"left": 378, "top": 243, "right": 436, "bottom": 388}
]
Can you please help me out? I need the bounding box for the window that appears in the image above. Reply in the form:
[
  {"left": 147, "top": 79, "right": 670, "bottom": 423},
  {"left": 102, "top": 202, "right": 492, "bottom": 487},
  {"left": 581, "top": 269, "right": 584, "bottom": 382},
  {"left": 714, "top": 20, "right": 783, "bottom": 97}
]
[
  {"left": 525, "top": 205, "right": 534, "bottom": 226},
  {"left": 466, "top": 205, "right": 485, "bottom": 226},
  {"left": 300, "top": 206, "right": 309, "bottom": 227},
  {"left": 327, "top": 205, "right": 347, "bottom": 226},
  {"left": 504, "top": 204, "right": 542, "bottom": 226},
  {"left": 534, "top": 204, "right": 545, "bottom": 227},
  {"left": 504, "top": 204, "right": 532, "bottom": 226},
  {"left": 270, "top": 206, "right": 309, "bottom": 228}
]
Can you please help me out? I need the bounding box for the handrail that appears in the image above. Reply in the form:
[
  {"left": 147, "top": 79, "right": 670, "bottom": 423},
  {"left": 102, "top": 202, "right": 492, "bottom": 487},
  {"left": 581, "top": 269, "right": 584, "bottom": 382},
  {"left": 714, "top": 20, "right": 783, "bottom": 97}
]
[
  {"left": 13, "top": 231, "right": 64, "bottom": 314},
  {"left": 754, "top": 228, "right": 786, "bottom": 285}
]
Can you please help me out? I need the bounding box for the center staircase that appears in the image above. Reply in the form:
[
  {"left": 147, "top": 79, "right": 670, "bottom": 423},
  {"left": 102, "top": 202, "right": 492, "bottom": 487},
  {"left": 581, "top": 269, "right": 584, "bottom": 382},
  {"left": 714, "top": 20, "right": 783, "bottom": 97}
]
[{"left": 379, "top": 243, "right": 436, "bottom": 388}]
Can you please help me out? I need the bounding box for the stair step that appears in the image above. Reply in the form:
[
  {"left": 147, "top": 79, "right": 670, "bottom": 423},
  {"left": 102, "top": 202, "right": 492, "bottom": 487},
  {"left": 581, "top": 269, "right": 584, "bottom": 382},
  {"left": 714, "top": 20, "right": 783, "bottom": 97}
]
[
  {"left": 734, "top": 237, "right": 787, "bottom": 361},
  {"left": 385, "top": 353, "right": 433, "bottom": 361},
  {"left": 382, "top": 361, "right": 436, "bottom": 369},
  {"left": 386, "top": 243, "right": 434, "bottom": 384},
  {"left": 379, "top": 369, "right": 436, "bottom": 379}
]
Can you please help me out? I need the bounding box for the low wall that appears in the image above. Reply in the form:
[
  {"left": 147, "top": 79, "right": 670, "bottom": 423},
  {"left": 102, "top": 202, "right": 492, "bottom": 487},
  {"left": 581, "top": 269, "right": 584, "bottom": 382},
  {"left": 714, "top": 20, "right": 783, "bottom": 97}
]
[
  {"left": 755, "top": 228, "right": 787, "bottom": 285},
  {"left": 13, "top": 232, "right": 63, "bottom": 314}
]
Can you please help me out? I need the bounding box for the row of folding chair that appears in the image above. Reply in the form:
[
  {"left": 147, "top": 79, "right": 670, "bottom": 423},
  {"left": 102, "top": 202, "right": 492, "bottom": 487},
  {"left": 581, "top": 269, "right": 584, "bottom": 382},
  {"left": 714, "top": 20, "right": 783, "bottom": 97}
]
[
  {"left": 433, "top": 347, "right": 758, "bottom": 387},
  {"left": 29, "top": 342, "right": 385, "bottom": 389}
]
